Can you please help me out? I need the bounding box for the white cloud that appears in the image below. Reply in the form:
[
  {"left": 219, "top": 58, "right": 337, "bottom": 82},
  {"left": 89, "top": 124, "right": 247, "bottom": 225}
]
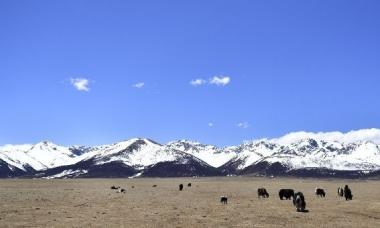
[
  {"left": 237, "top": 122, "right": 249, "bottom": 129},
  {"left": 208, "top": 123, "right": 214, "bottom": 127},
  {"left": 209, "top": 76, "right": 230, "bottom": 86},
  {"left": 190, "top": 76, "right": 231, "bottom": 87},
  {"left": 271, "top": 128, "right": 380, "bottom": 145},
  {"left": 70, "top": 78, "right": 90, "bottom": 92},
  {"left": 133, "top": 82, "right": 145, "bottom": 89},
  {"left": 190, "top": 79, "right": 207, "bottom": 86}
]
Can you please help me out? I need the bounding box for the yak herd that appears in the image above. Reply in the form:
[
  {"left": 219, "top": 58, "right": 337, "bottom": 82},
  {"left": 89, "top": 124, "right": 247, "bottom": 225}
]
[
  {"left": 227, "top": 184, "right": 353, "bottom": 213},
  {"left": 257, "top": 185, "right": 353, "bottom": 212},
  {"left": 109, "top": 183, "right": 354, "bottom": 213}
]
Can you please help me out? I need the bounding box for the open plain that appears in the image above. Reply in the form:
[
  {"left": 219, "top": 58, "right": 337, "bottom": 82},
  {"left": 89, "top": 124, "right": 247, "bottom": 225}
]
[{"left": 0, "top": 177, "right": 379, "bottom": 227}]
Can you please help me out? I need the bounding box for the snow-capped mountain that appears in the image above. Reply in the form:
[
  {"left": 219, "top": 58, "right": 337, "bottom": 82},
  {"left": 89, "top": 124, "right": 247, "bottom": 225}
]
[
  {"left": 72, "top": 138, "right": 214, "bottom": 169},
  {"left": 270, "top": 139, "right": 380, "bottom": 171},
  {"left": 0, "top": 141, "right": 77, "bottom": 172},
  {"left": 166, "top": 140, "right": 237, "bottom": 167},
  {"left": 222, "top": 140, "right": 284, "bottom": 170},
  {"left": 218, "top": 138, "right": 380, "bottom": 176},
  {"left": 1, "top": 130, "right": 380, "bottom": 178},
  {"left": 33, "top": 138, "right": 217, "bottom": 178}
]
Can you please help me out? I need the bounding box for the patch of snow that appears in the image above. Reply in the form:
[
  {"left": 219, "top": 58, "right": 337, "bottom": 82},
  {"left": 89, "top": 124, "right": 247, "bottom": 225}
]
[
  {"left": 129, "top": 172, "right": 143, "bottom": 179},
  {"left": 43, "top": 169, "right": 88, "bottom": 179}
]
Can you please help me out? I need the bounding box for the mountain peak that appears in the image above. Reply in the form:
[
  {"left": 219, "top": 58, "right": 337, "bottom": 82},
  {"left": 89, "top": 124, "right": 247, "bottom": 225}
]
[
  {"left": 32, "top": 141, "right": 60, "bottom": 150},
  {"left": 112, "top": 138, "right": 161, "bottom": 147}
]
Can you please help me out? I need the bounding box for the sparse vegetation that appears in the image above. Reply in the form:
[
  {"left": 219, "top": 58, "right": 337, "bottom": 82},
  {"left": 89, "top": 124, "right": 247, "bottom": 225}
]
[{"left": 0, "top": 177, "right": 379, "bottom": 227}]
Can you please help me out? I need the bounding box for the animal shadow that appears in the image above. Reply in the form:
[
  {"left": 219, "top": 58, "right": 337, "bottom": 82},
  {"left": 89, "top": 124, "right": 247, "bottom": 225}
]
[{"left": 298, "top": 209, "right": 309, "bottom": 213}]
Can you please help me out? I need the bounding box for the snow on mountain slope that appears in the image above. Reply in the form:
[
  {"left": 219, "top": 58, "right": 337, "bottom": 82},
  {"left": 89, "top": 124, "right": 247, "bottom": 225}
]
[
  {"left": 0, "top": 144, "right": 43, "bottom": 171},
  {"left": 0, "top": 142, "right": 77, "bottom": 171},
  {"left": 166, "top": 140, "right": 237, "bottom": 167},
  {"left": 74, "top": 139, "right": 143, "bottom": 162},
  {"left": 90, "top": 139, "right": 175, "bottom": 168},
  {"left": 26, "top": 141, "right": 77, "bottom": 169},
  {"left": 226, "top": 141, "right": 283, "bottom": 170},
  {"left": 253, "top": 139, "right": 380, "bottom": 171},
  {"left": 43, "top": 169, "right": 88, "bottom": 179},
  {"left": 75, "top": 138, "right": 202, "bottom": 169}
]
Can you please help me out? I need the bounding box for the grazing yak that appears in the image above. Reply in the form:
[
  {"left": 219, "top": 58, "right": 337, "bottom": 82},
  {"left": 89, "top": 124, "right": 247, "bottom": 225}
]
[
  {"left": 110, "top": 186, "right": 120, "bottom": 190},
  {"left": 188, "top": 183, "right": 192, "bottom": 187},
  {"left": 337, "top": 187, "right": 344, "bottom": 197},
  {"left": 315, "top": 188, "right": 326, "bottom": 197},
  {"left": 118, "top": 188, "right": 126, "bottom": 194},
  {"left": 279, "top": 189, "right": 294, "bottom": 200},
  {"left": 220, "top": 196, "right": 228, "bottom": 204},
  {"left": 257, "top": 188, "right": 269, "bottom": 198},
  {"left": 152, "top": 185, "right": 157, "bottom": 188},
  {"left": 344, "top": 185, "right": 353, "bottom": 200},
  {"left": 179, "top": 184, "right": 184, "bottom": 191},
  {"left": 293, "top": 192, "right": 306, "bottom": 212}
]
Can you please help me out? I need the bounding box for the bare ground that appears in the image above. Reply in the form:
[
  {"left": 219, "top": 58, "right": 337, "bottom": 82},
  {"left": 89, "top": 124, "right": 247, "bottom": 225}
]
[{"left": 0, "top": 177, "right": 379, "bottom": 227}]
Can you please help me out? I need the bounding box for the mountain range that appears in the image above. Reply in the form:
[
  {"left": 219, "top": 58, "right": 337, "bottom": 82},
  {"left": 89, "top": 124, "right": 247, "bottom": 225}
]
[{"left": 1, "top": 131, "right": 380, "bottom": 179}]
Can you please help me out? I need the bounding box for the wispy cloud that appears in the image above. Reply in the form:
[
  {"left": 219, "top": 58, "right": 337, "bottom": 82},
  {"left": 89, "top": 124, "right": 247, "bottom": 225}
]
[
  {"left": 190, "top": 79, "right": 207, "bottom": 87},
  {"left": 70, "top": 78, "right": 90, "bottom": 92},
  {"left": 208, "top": 123, "right": 214, "bottom": 127},
  {"left": 272, "top": 128, "right": 380, "bottom": 145},
  {"left": 133, "top": 82, "right": 145, "bottom": 89},
  {"left": 190, "top": 76, "right": 231, "bottom": 87},
  {"left": 209, "top": 76, "right": 230, "bottom": 86},
  {"left": 237, "top": 122, "right": 249, "bottom": 129}
]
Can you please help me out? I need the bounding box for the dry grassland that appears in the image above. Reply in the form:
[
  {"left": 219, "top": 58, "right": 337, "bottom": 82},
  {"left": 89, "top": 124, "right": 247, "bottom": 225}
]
[{"left": 0, "top": 177, "right": 379, "bottom": 227}]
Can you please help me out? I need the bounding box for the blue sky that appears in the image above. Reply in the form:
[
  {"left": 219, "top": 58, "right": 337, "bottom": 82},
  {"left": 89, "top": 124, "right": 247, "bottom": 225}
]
[{"left": 1, "top": 0, "right": 380, "bottom": 146}]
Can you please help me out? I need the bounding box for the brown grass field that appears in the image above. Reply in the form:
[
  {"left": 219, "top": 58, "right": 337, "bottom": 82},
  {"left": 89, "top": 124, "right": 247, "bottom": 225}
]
[{"left": 0, "top": 177, "right": 379, "bottom": 227}]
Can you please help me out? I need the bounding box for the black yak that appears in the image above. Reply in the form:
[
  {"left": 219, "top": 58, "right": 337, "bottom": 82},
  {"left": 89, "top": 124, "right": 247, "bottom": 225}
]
[
  {"left": 293, "top": 192, "right": 306, "bottom": 212},
  {"left": 279, "top": 189, "right": 294, "bottom": 200},
  {"left": 257, "top": 188, "right": 269, "bottom": 198},
  {"left": 315, "top": 188, "right": 326, "bottom": 197},
  {"left": 344, "top": 185, "right": 353, "bottom": 200},
  {"left": 188, "top": 183, "right": 192, "bottom": 187},
  {"left": 179, "top": 184, "right": 184, "bottom": 191},
  {"left": 220, "top": 196, "right": 228, "bottom": 204}
]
